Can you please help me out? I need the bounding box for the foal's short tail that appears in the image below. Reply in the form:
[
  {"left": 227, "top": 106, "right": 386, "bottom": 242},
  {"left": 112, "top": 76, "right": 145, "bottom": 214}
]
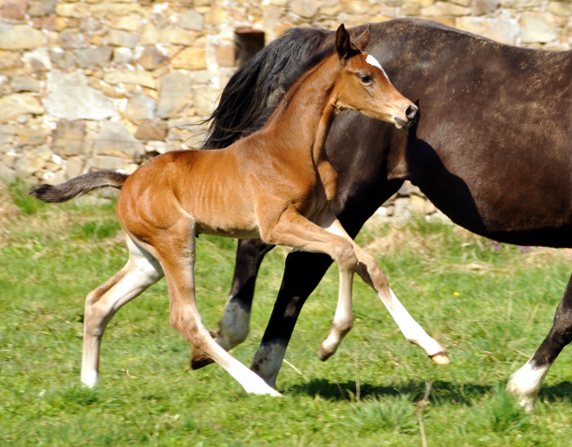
[{"left": 30, "top": 171, "right": 129, "bottom": 203}]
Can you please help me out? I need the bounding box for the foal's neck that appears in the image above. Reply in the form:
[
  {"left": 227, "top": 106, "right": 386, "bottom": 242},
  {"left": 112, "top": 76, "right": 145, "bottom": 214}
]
[{"left": 267, "top": 55, "right": 340, "bottom": 162}]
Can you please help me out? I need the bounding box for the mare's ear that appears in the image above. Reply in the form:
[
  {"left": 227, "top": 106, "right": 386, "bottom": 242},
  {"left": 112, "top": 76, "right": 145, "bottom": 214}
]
[
  {"left": 353, "top": 25, "right": 371, "bottom": 51},
  {"left": 335, "top": 24, "right": 351, "bottom": 61}
]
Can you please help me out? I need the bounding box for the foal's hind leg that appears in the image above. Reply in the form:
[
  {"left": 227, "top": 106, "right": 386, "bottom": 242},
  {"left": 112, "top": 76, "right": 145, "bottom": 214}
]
[
  {"left": 149, "top": 220, "right": 280, "bottom": 396},
  {"left": 318, "top": 219, "right": 449, "bottom": 364},
  {"left": 191, "top": 239, "right": 275, "bottom": 369},
  {"left": 507, "top": 271, "right": 572, "bottom": 412},
  {"left": 82, "top": 236, "right": 164, "bottom": 387}
]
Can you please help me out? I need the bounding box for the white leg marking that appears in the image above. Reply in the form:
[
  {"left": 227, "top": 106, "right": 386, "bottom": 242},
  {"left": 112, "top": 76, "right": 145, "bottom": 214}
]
[
  {"left": 216, "top": 300, "right": 250, "bottom": 351},
  {"left": 81, "top": 370, "right": 98, "bottom": 388},
  {"left": 250, "top": 343, "right": 287, "bottom": 389},
  {"left": 228, "top": 358, "right": 282, "bottom": 396},
  {"left": 81, "top": 237, "right": 164, "bottom": 388},
  {"left": 506, "top": 360, "right": 551, "bottom": 412},
  {"left": 381, "top": 288, "right": 446, "bottom": 358}
]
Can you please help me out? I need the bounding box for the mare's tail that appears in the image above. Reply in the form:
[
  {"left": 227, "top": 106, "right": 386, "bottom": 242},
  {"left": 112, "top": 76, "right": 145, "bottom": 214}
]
[
  {"left": 31, "top": 171, "right": 129, "bottom": 203},
  {"left": 201, "top": 27, "right": 334, "bottom": 150}
]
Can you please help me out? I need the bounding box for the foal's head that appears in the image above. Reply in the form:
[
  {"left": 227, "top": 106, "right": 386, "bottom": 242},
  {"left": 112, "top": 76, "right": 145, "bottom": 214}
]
[{"left": 332, "top": 24, "right": 417, "bottom": 130}]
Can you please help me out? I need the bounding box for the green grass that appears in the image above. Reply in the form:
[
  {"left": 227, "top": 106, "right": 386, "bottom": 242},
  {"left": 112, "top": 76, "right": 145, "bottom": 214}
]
[{"left": 1, "top": 181, "right": 572, "bottom": 446}]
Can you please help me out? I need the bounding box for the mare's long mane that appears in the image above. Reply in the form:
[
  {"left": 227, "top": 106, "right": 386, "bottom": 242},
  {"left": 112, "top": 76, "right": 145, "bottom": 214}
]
[{"left": 201, "top": 27, "right": 335, "bottom": 150}]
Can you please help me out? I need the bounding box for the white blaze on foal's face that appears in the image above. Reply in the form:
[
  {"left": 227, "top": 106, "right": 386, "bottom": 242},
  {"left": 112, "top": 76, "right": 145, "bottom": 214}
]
[{"left": 365, "top": 53, "right": 389, "bottom": 79}]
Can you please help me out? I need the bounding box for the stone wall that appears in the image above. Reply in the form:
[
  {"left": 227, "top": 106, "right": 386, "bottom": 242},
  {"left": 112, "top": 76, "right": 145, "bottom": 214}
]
[{"left": 0, "top": 0, "right": 571, "bottom": 208}]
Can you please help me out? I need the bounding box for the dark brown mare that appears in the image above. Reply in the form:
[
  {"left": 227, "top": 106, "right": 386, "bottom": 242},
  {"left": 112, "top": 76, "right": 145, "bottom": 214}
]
[
  {"left": 193, "top": 18, "right": 572, "bottom": 411},
  {"left": 31, "top": 25, "right": 439, "bottom": 395}
]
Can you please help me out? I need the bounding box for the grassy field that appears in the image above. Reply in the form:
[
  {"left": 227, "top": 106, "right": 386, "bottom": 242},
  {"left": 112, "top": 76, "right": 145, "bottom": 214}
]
[{"left": 1, "top": 179, "right": 572, "bottom": 446}]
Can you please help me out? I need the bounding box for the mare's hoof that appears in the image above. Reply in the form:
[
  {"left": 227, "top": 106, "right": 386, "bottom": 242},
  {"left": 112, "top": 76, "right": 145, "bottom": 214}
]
[{"left": 430, "top": 352, "right": 450, "bottom": 365}]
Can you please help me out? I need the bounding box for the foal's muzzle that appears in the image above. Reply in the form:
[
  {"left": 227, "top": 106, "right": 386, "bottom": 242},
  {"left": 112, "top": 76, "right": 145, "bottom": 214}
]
[{"left": 395, "top": 104, "right": 418, "bottom": 129}]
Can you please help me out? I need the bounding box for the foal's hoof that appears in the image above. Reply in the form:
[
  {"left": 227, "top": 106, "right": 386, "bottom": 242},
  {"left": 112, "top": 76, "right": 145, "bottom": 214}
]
[
  {"left": 430, "top": 352, "right": 450, "bottom": 365},
  {"left": 190, "top": 348, "right": 215, "bottom": 369},
  {"left": 318, "top": 344, "right": 336, "bottom": 362},
  {"left": 190, "top": 330, "right": 219, "bottom": 370}
]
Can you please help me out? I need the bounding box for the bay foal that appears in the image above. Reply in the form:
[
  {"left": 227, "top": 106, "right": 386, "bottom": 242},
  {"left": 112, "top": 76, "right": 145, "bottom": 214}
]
[{"left": 32, "top": 25, "right": 444, "bottom": 395}]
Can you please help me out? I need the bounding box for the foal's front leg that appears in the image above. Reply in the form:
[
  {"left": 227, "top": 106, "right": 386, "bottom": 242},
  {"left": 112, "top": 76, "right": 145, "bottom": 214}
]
[{"left": 325, "top": 219, "right": 449, "bottom": 364}]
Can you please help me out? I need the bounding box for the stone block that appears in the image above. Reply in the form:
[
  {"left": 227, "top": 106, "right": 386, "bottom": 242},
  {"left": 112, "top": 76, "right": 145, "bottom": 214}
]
[
  {"left": 95, "top": 121, "right": 144, "bottom": 159},
  {"left": 0, "top": 24, "right": 45, "bottom": 50},
  {"left": 113, "top": 48, "right": 134, "bottom": 65},
  {"left": 65, "top": 156, "right": 85, "bottom": 179},
  {"left": 158, "top": 29, "right": 197, "bottom": 46},
  {"left": 14, "top": 148, "right": 52, "bottom": 177},
  {"left": 54, "top": 119, "right": 86, "bottom": 156},
  {"left": 44, "top": 71, "right": 117, "bottom": 120},
  {"left": 138, "top": 47, "right": 170, "bottom": 70},
  {"left": 108, "top": 16, "right": 143, "bottom": 32},
  {"left": 472, "top": 0, "right": 499, "bottom": 15},
  {"left": 521, "top": 13, "right": 558, "bottom": 43},
  {"left": 107, "top": 29, "right": 140, "bottom": 48},
  {"left": 0, "top": 94, "right": 45, "bottom": 123},
  {"left": 1, "top": 0, "right": 28, "bottom": 20},
  {"left": 104, "top": 70, "right": 156, "bottom": 89},
  {"left": 124, "top": 92, "right": 156, "bottom": 124},
  {"left": 289, "top": 0, "right": 319, "bottom": 18},
  {"left": 89, "top": 155, "right": 129, "bottom": 171},
  {"left": 76, "top": 47, "right": 113, "bottom": 69},
  {"left": 483, "top": 18, "right": 519, "bottom": 44},
  {"left": 421, "top": 1, "right": 471, "bottom": 16},
  {"left": 548, "top": 2, "right": 572, "bottom": 16},
  {"left": 157, "top": 72, "right": 192, "bottom": 119},
  {"left": 60, "top": 29, "right": 87, "bottom": 50},
  {"left": 141, "top": 23, "right": 159, "bottom": 46},
  {"left": 135, "top": 120, "right": 168, "bottom": 141},
  {"left": 29, "top": 0, "right": 56, "bottom": 17},
  {"left": 0, "top": 51, "right": 22, "bottom": 70},
  {"left": 90, "top": 3, "right": 142, "bottom": 19},
  {"left": 193, "top": 86, "right": 221, "bottom": 116},
  {"left": 16, "top": 127, "right": 48, "bottom": 146},
  {"left": 216, "top": 44, "right": 236, "bottom": 68},
  {"left": 0, "top": 163, "right": 17, "bottom": 181},
  {"left": 179, "top": 10, "right": 204, "bottom": 31},
  {"left": 55, "top": 2, "right": 90, "bottom": 18},
  {"left": 204, "top": 4, "right": 229, "bottom": 24},
  {"left": 49, "top": 49, "right": 76, "bottom": 70},
  {"left": 172, "top": 48, "right": 207, "bottom": 70},
  {"left": 499, "top": 0, "right": 540, "bottom": 7}
]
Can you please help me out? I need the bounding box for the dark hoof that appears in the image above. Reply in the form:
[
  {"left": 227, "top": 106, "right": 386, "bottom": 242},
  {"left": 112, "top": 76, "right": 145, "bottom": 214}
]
[
  {"left": 189, "top": 330, "right": 219, "bottom": 370},
  {"left": 190, "top": 348, "right": 215, "bottom": 369}
]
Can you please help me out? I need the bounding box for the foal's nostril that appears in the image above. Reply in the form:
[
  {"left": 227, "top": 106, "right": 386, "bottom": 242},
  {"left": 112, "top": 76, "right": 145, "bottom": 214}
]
[{"left": 406, "top": 105, "right": 418, "bottom": 121}]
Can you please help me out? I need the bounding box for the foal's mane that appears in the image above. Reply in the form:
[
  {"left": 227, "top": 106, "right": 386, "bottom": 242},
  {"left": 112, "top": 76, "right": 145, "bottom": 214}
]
[{"left": 200, "top": 27, "right": 335, "bottom": 150}]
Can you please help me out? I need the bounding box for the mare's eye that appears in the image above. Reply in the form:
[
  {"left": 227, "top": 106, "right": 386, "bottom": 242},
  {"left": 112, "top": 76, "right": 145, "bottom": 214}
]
[{"left": 360, "top": 74, "right": 373, "bottom": 84}]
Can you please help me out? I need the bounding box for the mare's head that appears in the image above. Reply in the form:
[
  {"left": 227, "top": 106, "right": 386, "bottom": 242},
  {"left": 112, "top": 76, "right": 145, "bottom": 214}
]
[{"left": 332, "top": 24, "right": 417, "bottom": 129}]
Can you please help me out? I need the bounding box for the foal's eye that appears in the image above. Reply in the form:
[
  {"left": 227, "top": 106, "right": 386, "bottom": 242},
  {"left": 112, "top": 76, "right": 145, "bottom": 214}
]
[{"left": 360, "top": 75, "right": 373, "bottom": 84}]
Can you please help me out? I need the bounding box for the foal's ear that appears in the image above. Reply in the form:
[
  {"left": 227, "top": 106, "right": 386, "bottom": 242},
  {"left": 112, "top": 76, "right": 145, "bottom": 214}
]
[
  {"left": 353, "top": 25, "right": 371, "bottom": 51},
  {"left": 335, "top": 24, "right": 352, "bottom": 61}
]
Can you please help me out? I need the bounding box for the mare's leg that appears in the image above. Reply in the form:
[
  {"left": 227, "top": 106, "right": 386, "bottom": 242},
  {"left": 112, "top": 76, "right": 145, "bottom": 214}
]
[
  {"left": 251, "top": 251, "right": 332, "bottom": 386},
  {"left": 147, "top": 220, "right": 280, "bottom": 396},
  {"left": 507, "top": 271, "right": 572, "bottom": 412},
  {"left": 254, "top": 210, "right": 359, "bottom": 385},
  {"left": 82, "top": 236, "right": 164, "bottom": 387},
  {"left": 191, "top": 239, "right": 274, "bottom": 369}
]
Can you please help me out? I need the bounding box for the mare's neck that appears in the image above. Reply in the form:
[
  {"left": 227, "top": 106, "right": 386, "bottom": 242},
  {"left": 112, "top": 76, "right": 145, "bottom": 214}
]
[{"left": 265, "top": 55, "right": 339, "bottom": 162}]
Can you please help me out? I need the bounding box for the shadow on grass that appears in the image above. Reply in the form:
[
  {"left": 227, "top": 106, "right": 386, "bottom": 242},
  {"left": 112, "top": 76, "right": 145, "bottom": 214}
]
[{"left": 287, "top": 379, "right": 572, "bottom": 406}]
